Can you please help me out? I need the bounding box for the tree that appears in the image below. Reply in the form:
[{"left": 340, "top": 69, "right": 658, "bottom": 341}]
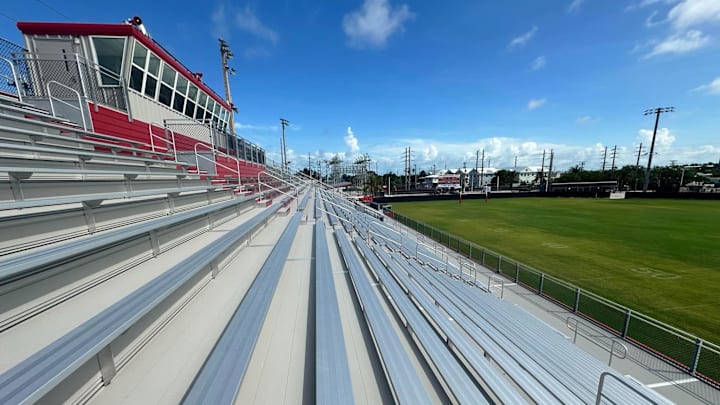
[
  {"left": 364, "top": 173, "right": 383, "bottom": 196},
  {"left": 492, "top": 170, "right": 516, "bottom": 187}
]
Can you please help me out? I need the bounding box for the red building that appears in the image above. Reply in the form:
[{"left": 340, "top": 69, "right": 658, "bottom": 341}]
[{"left": 8, "top": 17, "right": 264, "bottom": 181}]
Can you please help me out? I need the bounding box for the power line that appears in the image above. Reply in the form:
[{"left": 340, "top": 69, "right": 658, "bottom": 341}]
[
  {"left": 0, "top": 11, "right": 16, "bottom": 23},
  {"left": 33, "top": 0, "right": 72, "bottom": 20}
]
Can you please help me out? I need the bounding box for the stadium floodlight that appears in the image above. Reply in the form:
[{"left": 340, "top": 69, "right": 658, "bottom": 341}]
[{"left": 642, "top": 107, "right": 674, "bottom": 192}]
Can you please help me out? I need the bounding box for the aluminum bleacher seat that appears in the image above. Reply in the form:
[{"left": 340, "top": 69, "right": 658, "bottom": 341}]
[
  {"left": 335, "top": 231, "right": 433, "bottom": 405},
  {"left": 314, "top": 219, "right": 354, "bottom": 404},
  {"left": 352, "top": 236, "right": 494, "bottom": 404},
  {"left": 0, "top": 195, "right": 292, "bottom": 404},
  {"left": 182, "top": 210, "right": 303, "bottom": 404}
]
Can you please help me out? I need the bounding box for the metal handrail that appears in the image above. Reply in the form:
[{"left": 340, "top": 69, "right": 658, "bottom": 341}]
[
  {"left": 487, "top": 275, "right": 505, "bottom": 298},
  {"left": 46, "top": 80, "right": 87, "bottom": 131},
  {"left": 368, "top": 229, "right": 402, "bottom": 248},
  {"left": 415, "top": 249, "right": 448, "bottom": 273},
  {"left": 608, "top": 339, "right": 628, "bottom": 366},
  {"left": 566, "top": 316, "right": 628, "bottom": 366},
  {"left": 149, "top": 122, "right": 177, "bottom": 162},
  {"left": 257, "top": 170, "right": 298, "bottom": 210},
  {"left": 316, "top": 206, "right": 356, "bottom": 229},
  {"left": 194, "top": 142, "right": 241, "bottom": 186},
  {"left": 0, "top": 56, "right": 23, "bottom": 102},
  {"left": 595, "top": 372, "right": 660, "bottom": 405}
]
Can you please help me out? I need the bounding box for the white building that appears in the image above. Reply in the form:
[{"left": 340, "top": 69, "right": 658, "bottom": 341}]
[{"left": 518, "top": 166, "right": 544, "bottom": 185}]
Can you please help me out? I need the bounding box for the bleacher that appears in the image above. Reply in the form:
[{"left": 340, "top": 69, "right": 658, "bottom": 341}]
[{"left": 0, "top": 93, "right": 687, "bottom": 404}]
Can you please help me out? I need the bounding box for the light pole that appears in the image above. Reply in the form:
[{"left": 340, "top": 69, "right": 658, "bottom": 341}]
[
  {"left": 280, "top": 118, "right": 289, "bottom": 173},
  {"left": 219, "top": 39, "right": 238, "bottom": 156},
  {"left": 642, "top": 107, "right": 674, "bottom": 192}
]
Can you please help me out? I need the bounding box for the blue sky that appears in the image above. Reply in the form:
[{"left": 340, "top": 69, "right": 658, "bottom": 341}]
[{"left": 1, "top": 0, "right": 719, "bottom": 173}]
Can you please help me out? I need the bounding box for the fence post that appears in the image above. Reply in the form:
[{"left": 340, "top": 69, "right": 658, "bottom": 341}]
[
  {"left": 573, "top": 288, "right": 581, "bottom": 313},
  {"left": 469, "top": 244, "right": 473, "bottom": 260},
  {"left": 690, "top": 338, "right": 703, "bottom": 375},
  {"left": 622, "top": 309, "right": 632, "bottom": 338},
  {"left": 538, "top": 273, "right": 544, "bottom": 294},
  {"left": 481, "top": 249, "right": 486, "bottom": 265},
  {"left": 497, "top": 256, "right": 502, "bottom": 274},
  {"left": 515, "top": 262, "right": 520, "bottom": 282}
]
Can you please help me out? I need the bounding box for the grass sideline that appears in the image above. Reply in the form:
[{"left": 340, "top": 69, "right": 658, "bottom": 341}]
[{"left": 392, "top": 198, "right": 720, "bottom": 345}]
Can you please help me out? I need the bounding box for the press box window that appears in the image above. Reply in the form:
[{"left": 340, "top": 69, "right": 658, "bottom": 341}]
[{"left": 92, "top": 37, "right": 126, "bottom": 86}]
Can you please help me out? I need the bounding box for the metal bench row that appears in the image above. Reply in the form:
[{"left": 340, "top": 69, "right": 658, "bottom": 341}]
[
  {"left": 314, "top": 219, "right": 354, "bottom": 404},
  {"left": 335, "top": 230, "right": 433, "bottom": 404},
  {"left": 0, "top": 118, "right": 176, "bottom": 161},
  {"left": 0, "top": 193, "right": 257, "bottom": 286},
  {"left": 352, "top": 236, "right": 494, "bottom": 404},
  {"left": 0, "top": 183, "right": 223, "bottom": 211},
  {"left": 182, "top": 212, "right": 302, "bottom": 404},
  {"left": 323, "top": 187, "right": 671, "bottom": 404},
  {"left": 0, "top": 194, "right": 291, "bottom": 404}
]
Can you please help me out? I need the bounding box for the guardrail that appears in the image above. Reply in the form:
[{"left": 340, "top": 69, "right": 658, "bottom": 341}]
[
  {"left": 46, "top": 80, "right": 87, "bottom": 131},
  {"left": 389, "top": 210, "right": 720, "bottom": 389},
  {"left": 194, "top": 142, "right": 240, "bottom": 185},
  {"left": 0, "top": 56, "right": 23, "bottom": 102},
  {"left": 149, "top": 122, "right": 177, "bottom": 161},
  {"left": 567, "top": 317, "right": 628, "bottom": 366}
]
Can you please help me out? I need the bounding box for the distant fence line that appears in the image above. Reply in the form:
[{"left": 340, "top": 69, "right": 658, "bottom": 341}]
[{"left": 390, "top": 210, "right": 720, "bottom": 388}]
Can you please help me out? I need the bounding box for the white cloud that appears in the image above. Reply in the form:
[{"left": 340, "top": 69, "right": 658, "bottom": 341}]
[
  {"left": 235, "top": 122, "right": 279, "bottom": 131},
  {"left": 692, "top": 76, "right": 720, "bottom": 94},
  {"left": 527, "top": 98, "right": 547, "bottom": 111},
  {"left": 530, "top": 56, "right": 547, "bottom": 70},
  {"left": 235, "top": 6, "right": 279, "bottom": 43},
  {"left": 667, "top": 0, "right": 720, "bottom": 30},
  {"left": 295, "top": 133, "right": 716, "bottom": 174},
  {"left": 509, "top": 26, "right": 539, "bottom": 48},
  {"left": 644, "top": 30, "right": 710, "bottom": 58},
  {"left": 645, "top": 10, "right": 663, "bottom": 27},
  {"left": 345, "top": 127, "right": 360, "bottom": 154},
  {"left": 423, "top": 144, "right": 439, "bottom": 161},
  {"left": 576, "top": 115, "right": 599, "bottom": 124},
  {"left": 626, "top": 0, "right": 679, "bottom": 12},
  {"left": 638, "top": 128, "right": 677, "bottom": 155},
  {"left": 343, "top": 0, "right": 414, "bottom": 48},
  {"left": 568, "top": 0, "right": 585, "bottom": 13}
]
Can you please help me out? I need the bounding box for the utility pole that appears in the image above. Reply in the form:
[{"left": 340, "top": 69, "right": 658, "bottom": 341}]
[
  {"left": 540, "top": 150, "right": 546, "bottom": 187},
  {"left": 634, "top": 143, "right": 644, "bottom": 191},
  {"left": 473, "top": 150, "right": 479, "bottom": 192},
  {"left": 546, "top": 149, "right": 554, "bottom": 192},
  {"left": 219, "top": 39, "right": 238, "bottom": 157},
  {"left": 610, "top": 145, "right": 618, "bottom": 171},
  {"left": 480, "top": 149, "right": 485, "bottom": 188},
  {"left": 280, "top": 118, "right": 289, "bottom": 173},
  {"left": 642, "top": 107, "right": 674, "bottom": 192},
  {"left": 601, "top": 146, "right": 608, "bottom": 173}
]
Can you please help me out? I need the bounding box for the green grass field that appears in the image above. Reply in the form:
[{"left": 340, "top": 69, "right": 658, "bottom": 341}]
[{"left": 392, "top": 198, "right": 720, "bottom": 345}]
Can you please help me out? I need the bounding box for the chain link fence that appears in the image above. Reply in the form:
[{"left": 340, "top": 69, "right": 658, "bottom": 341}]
[
  {"left": 19, "top": 52, "right": 127, "bottom": 112},
  {"left": 391, "top": 210, "right": 720, "bottom": 389},
  {"left": 0, "top": 38, "right": 31, "bottom": 97}
]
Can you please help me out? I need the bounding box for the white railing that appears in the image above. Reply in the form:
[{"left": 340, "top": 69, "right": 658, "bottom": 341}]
[
  {"left": 46, "top": 80, "right": 87, "bottom": 131},
  {"left": 257, "top": 170, "right": 298, "bottom": 210},
  {"left": 148, "top": 122, "right": 177, "bottom": 162},
  {"left": 0, "top": 56, "right": 23, "bottom": 102},
  {"left": 595, "top": 372, "right": 659, "bottom": 405},
  {"left": 194, "top": 142, "right": 241, "bottom": 186},
  {"left": 566, "top": 317, "right": 628, "bottom": 366}
]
